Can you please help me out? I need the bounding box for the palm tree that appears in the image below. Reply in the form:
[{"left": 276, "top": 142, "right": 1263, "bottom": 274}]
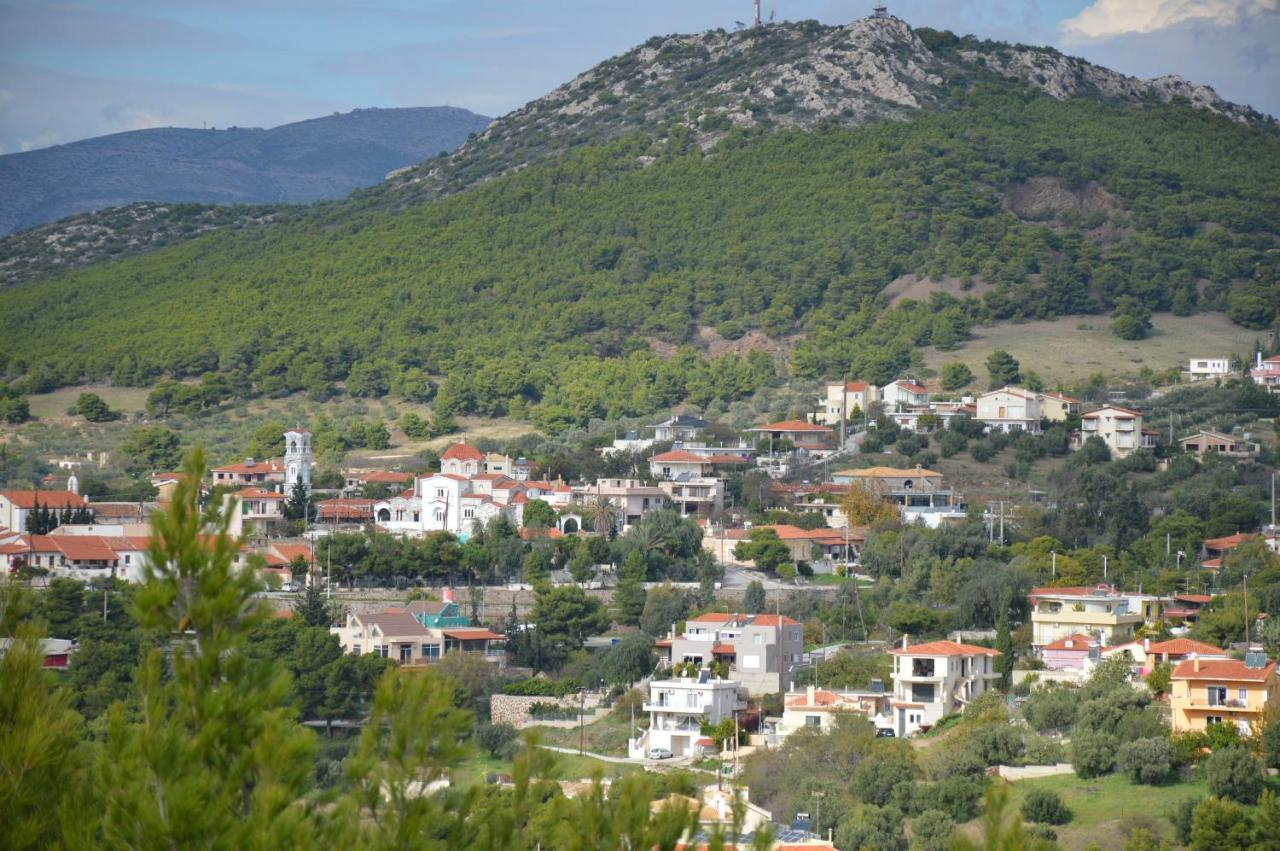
[{"left": 583, "top": 495, "right": 619, "bottom": 536}]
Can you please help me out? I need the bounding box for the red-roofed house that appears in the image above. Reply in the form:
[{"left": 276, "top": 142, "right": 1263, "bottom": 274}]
[
  {"left": 344, "top": 470, "right": 415, "bottom": 491},
  {"left": 316, "top": 498, "right": 375, "bottom": 522},
  {"left": 778, "top": 684, "right": 891, "bottom": 736},
  {"left": 226, "top": 488, "right": 286, "bottom": 536},
  {"left": 747, "top": 419, "right": 832, "bottom": 443},
  {"left": 649, "top": 449, "right": 715, "bottom": 480},
  {"left": 0, "top": 490, "right": 90, "bottom": 534},
  {"left": 210, "top": 459, "right": 285, "bottom": 487},
  {"left": 1101, "top": 637, "right": 1229, "bottom": 675},
  {"left": 1041, "top": 633, "right": 1098, "bottom": 672},
  {"left": 890, "top": 636, "right": 1001, "bottom": 736},
  {"left": 1202, "top": 533, "right": 1255, "bottom": 571},
  {"left": 1250, "top": 353, "right": 1280, "bottom": 392},
  {"left": 880, "top": 379, "right": 928, "bottom": 411},
  {"left": 440, "top": 442, "right": 484, "bottom": 476},
  {"left": 1170, "top": 652, "right": 1279, "bottom": 734},
  {"left": 659, "top": 611, "right": 805, "bottom": 695}
]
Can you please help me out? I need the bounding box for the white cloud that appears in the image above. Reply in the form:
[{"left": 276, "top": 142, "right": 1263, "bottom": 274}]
[{"left": 1062, "top": 0, "right": 1277, "bottom": 39}]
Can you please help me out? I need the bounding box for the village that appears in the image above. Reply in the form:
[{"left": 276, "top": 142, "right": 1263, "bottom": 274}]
[{"left": 3, "top": 352, "right": 1280, "bottom": 848}]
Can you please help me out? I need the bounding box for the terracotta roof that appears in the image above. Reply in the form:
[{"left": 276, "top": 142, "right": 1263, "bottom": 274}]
[
  {"left": 649, "top": 450, "right": 711, "bottom": 463},
  {"left": 86, "top": 502, "right": 153, "bottom": 520},
  {"left": 1, "top": 490, "right": 88, "bottom": 510},
  {"left": 442, "top": 628, "right": 504, "bottom": 641},
  {"left": 785, "top": 689, "right": 843, "bottom": 708},
  {"left": 705, "top": 454, "right": 750, "bottom": 464},
  {"left": 519, "top": 527, "right": 563, "bottom": 540},
  {"left": 1171, "top": 657, "right": 1276, "bottom": 682},
  {"left": 441, "top": 442, "right": 483, "bottom": 461},
  {"left": 890, "top": 380, "right": 926, "bottom": 393},
  {"left": 746, "top": 614, "right": 799, "bottom": 627},
  {"left": 352, "top": 470, "right": 413, "bottom": 484},
  {"left": 316, "top": 498, "right": 374, "bottom": 520},
  {"left": 1203, "top": 533, "right": 1254, "bottom": 551},
  {"left": 748, "top": 419, "right": 832, "bottom": 433},
  {"left": 211, "top": 460, "right": 284, "bottom": 475},
  {"left": 32, "top": 534, "right": 118, "bottom": 561},
  {"left": 843, "top": 381, "right": 872, "bottom": 392},
  {"left": 1174, "top": 594, "right": 1213, "bottom": 604},
  {"left": 1042, "top": 633, "right": 1097, "bottom": 651},
  {"left": 891, "top": 640, "right": 1001, "bottom": 657},
  {"left": 982, "top": 386, "right": 1037, "bottom": 400},
  {"left": 685, "top": 612, "right": 800, "bottom": 627},
  {"left": 1146, "top": 638, "right": 1226, "bottom": 657},
  {"left": 837, "top": 466, "right": 943, "bottom": 479},
  {"left": 269, "top": 543, "right": 313, "bottom": 564},
  {"left": 711, "top": 644, "right": 736, "bottom": 655},
  {"left": 234, "top": 488, "right": 286, "bottom": 500}
]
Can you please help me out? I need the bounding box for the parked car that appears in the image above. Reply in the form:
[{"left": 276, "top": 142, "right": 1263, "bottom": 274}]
[
  {"left": 279, "top": 583, "right": 297, "bottom": 592},
  {"left": 875, "top": 728, "right": 895, "bottom": 738},
  {"left": 647, "top": 747, "right": 673, "bottom": 760}
]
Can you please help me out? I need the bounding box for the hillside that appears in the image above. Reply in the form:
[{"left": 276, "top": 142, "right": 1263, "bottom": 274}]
[
  {"left": 0, "top": 106, "right": 490, "bottom": 236},
  {"left": 0, "top": 16, "right": 1276, "bottom": 432}
]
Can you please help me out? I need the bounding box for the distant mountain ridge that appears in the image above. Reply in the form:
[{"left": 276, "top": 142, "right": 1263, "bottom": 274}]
[{"left": 0, "top": 106, "right": 491, "bottom": 235}]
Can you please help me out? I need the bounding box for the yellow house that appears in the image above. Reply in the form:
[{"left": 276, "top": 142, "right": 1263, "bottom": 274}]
[{"left": 1169, "top": 652, "right": 1278, "bottom": 734}]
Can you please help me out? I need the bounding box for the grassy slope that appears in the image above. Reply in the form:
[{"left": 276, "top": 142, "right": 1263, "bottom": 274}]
[{"left": 921, "top": 313, "right": 1248, "bottom": 391}]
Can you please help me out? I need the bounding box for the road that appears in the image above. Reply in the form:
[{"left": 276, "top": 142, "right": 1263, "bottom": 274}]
[{"left": 536, "top": 744, "right": 703, "bottom": 770}]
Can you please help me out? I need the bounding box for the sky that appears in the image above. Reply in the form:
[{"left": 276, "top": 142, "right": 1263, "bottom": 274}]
[{"left": 1, "top": 0, "right": 1277, "bottom": 154}]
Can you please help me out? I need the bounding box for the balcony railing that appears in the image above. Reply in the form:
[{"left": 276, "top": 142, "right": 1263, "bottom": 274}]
[{"left": 1184, "top": 698, "right": 1258, "bottom": 711}]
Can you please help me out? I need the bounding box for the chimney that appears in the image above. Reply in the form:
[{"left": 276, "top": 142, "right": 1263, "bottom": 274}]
[
  {"left": 807, "top": 684, "right": 815, "bottom": 704},
  {"left": 1259, "top": 351, "right": 1264, "bottom": 368},
  {"left": 902, "top": 633, "right": 910, "bottom": 650},
  {"left": 1143, "top": 638, "right": 1150, "bottom": 654},
  {"left": 1193, "top": 653, "right": 1200, "bottom": 673}
]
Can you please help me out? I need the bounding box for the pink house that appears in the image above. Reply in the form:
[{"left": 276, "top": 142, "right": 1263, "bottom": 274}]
[
  {"left": 1250, "top": 354, "right": 1280, "bottom": 392},
  {"left": 1042, "top": 633, "right": 1098, "bottom": 672}
]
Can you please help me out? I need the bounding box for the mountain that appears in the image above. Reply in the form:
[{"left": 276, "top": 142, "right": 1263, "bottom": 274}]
[
  {"left": 0, "top": 106, "right": 491, "bottom": 236},
  {"left": 0, "top": 16, "right": 1276, "bottom": 430}
]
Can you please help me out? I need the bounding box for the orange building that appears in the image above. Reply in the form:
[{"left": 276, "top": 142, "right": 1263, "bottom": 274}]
[{"left": 1169, "top": 651, "right": 1278, "bottom": 734}]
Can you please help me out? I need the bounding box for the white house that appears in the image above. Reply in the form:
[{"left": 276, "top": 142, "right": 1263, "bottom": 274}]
[
  {"left": 0, "top": 489, "right": 90, "bottom": 534},
  {"left": 880, "top": 380, "right": 928, "bottom": 411},
  {"left": 1251, "top": 354, "right": 1280, "bottom": 392},
  {"left": 1188, "top": 358, "right": 1232, "bottom": 382},
  {"left": 651, "top": 414, "right": 707, "bottom": 443},
  {"left": 630, "top": 670, "right": 746, "bottom": 759},
  {"left": 1079, "top": 405, "right": 1157, "bottom": 458},
  {"left": 889, "top": 638, "right": 1001, "bottom": 736},
  {"left": 777, "top": 685, "right": 891, "bottom": 738},
  {"left": 975, "top": 387, "right": 1042, "bottom": 433}
]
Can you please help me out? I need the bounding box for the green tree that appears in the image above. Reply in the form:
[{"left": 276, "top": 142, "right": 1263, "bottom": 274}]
[
  {"left": 940, "top": 362, "right": 973, "bottom": 391},
  {"left": 531, "top": 583, "right": 611, "bottom": 650},
  {"left": 282, "top": 480, "right": 311, "bottom": 521},
  {"left": 613, "top": 549, "right": 647, "bottom": 627},
  {"left": 522, "top": 499, "right": 557, "bottom": 529},
  {"left": 1071, "top": 731, "right": 1117, "bottom": 778},
  {"left": 38, "top": 577, "right": 85, "bottom": 639},
  {"left": 1190, "top": 796, "right": 1257, "bottom": 850},
  {"left": 638, "top": 583, "right": 689, "bottom": 637},
  {"left": 1203, "top": 747, "right": 1263, "bottom": 805},
  {"left": 834, "top": 803, "right": 906, "bottom": 851},
  {"left": 985, "top": 350, "right": 1021, "bottom": 388},
  {"left": 1117, "top": 737, "right": 1174, "bottom": 784},
  {"left": 121, "top": 426, "right": 182, "bottom": 470},
  {"left": 743, "top": 579, "right": 766, "bottom": 614},
  {"left": 1020, "top": 789, "right": 1072, "bottom": 825},
  {"left": 246, "top": 419, "right": 286, "bottom": 459},
  {"left": 909, "top": 810, "right": 955, "bottom": 851},
  {"left": 589, "top": 633, "right": 655, "bottom": 686},
  {"left": 1111, "top": 297, "right": 1154, "bottom": 340},
  {"left": 994, "top": 597, "right": 1013, "bottom": 692},
  {"left": 732, "top": 528, "right": 792, "bottom": 576},
  {"left": 75, "top": 391, "right": 114, "bottom": 422}
]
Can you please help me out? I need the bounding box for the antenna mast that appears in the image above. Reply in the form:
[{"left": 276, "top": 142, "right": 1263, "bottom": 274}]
[{"left": 754, "top": 0, "right": 762, "bottom": 27}]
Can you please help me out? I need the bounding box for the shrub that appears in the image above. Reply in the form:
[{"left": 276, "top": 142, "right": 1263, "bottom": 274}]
[
  {"left": 909, "top": 810, "right": 954, "bottom": 851},
  {"left": 1203, "top": 746, "right": 1264, "bottom": 805},
  {"left": 1021, "top": 735, "right": 1065, "bottom": 766},
  {"left": 1260, "top": 720, "right": 1280, "bottom": 770},
  {"left": 1116, "top": 737, "right": 1174, "bottom": 784},
  {"left": 1021, "top": 789, "right": 1072, "bottom": 825},
  {"left": 969, "top": 724, "right": 1024, "bottom": 767},
  {"left": 1169, "top": 797, "right": 1200, "bottom": 846},
  {"left": 1071, "top": 731, "right": 1117, "bottom": 778},
  {"left": 914, "top": 776, "right": 984, "bottom": 823},
  {"left": 475, "top": 722, "right": 519, "bottom": 759},
  {"left": 1023, "top": 685, "right": 1079, "bottom": 732},
  {"left": 1190, "top": 796, "right": 1257, "bottom": 849},
  {"left": 1025, "top": 824, "right": 1058, "bottom": 843}
]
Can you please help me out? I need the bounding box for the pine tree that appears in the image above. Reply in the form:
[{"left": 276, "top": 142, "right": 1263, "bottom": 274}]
[
  {"left": 283, "top": 480, "right": 310, "bottom": 521},
  {"left": 295, "top": 582, "right": 333, "bottom": 628},
  {"left": 996, "top": 595, "right": 1014, "bottom": 692},
  {"left": 613, "top": 549, "right": 647, "bottom": 627}
]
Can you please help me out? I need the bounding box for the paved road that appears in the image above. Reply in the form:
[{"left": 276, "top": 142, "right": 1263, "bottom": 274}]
[{"left": 536, "top": 744, "right": 699, "bottom": 769}]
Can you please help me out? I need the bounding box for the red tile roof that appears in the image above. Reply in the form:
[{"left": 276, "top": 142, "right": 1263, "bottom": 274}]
[
  {"left": 1171, "top": 658, "right": 1276, "bottom": 682},
  {"left": 891, "top": 640, "right": 1001, "bottom": 657},
  {"left": 1174, "top": 594, "right": 1213, "bottom": 604},
  {"left": 1, "top": 490, "right": 89, "bottom": 510},
  {"left": 891, "top": 380, "right": 926, "bottom": 393},
  {"left": 748, "top": 419, "right": 832, "bottom": 433},
  {"left": 353, "top": 470, "right": 414, "bottom": 484},
  {"left": 785, "top": 689, "right": 844, "bottom": 708},
  {"left": 234, "top": 488, "right": 286, "bottom": 500},
  {"left": 1146, "top": 638, "right": 1225, "bottom": 657},
  {"left": 1203, "top": 533, "right": 1254, "bottom": 551},
  {"left": 32, "top": 534, "right": 118, "bottom": 561},
  {"left": 649, "top": 450, "right": 711, "bottom": 463},
  {"left": 1042, "top": 633, "right": 1097, "bottom": 651},
  {"left": 211, "top": 460, "right": 284, "bottom": 475},
  {"left": 441, "top": 442, "right": 483, "bottom": 461},
  {"left": 843, "top": 381, "right": 871, "bottom": 392},
  {"left": 442, "top": 628, "right": 504, "bottom": 641}
]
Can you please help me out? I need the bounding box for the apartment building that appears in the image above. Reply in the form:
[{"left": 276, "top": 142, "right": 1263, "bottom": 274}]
[
  {"left": 657, "top": 612, "right": 805, "bottom": 695},
  {"left": 1079, "top": 406, "right": 1157, "bottom": 459},
  {"left": 816, "top": 381, "right": 879, "bottom": 427},
  {"left": 631, "top": 670, "right": 746, "bottom": 758},
  {"left": 1169, "top": 650, "right": 1278, "bottom": 734},
  {"left": 975, "top": 387, "right": 1042, "bottom": 433},
  {"left": 889, "top": 638, "right": 1001, "bottom": 737},
  {"left": 1029, "top": 585, "right": 1144, "bottom": 651}
]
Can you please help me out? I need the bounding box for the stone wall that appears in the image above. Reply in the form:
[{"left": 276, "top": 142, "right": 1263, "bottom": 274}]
[{"left": 489, "top": 692, "right": 605, "bottom": 728}]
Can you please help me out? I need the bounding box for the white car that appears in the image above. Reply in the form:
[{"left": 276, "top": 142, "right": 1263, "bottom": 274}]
[
  {"left": 279, "top": 583, "right": 297, "bottom": 592},
  {"left": 647, "top": 747, "right": 673, "bottom": 760}
]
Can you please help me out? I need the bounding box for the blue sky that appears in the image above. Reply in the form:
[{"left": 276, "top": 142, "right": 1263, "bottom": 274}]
[{"left": 1, "top": 0, "right": 1277, "bottom": 153}]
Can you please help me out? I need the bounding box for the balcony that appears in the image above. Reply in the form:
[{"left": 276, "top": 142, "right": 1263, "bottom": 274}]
[
  {"left": 643, "top": 701, "right": 708, "bottom": 714},
  {"left": 1183, "top": 699, "right": 1260, "bottom": 712}
]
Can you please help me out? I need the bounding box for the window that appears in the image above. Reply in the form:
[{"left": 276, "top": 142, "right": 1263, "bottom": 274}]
[
  {"left": 375, "top": 645, "right": 388, "bottom": 658},
  {"left": 805, "top": 716, "right": 821, "bottom": 727},
  {"left": 435, "top": 488, "right": 445, "bottom": 498},
  {"left": 352, "top": 644, "right": 361, "bottom": 655},
  {"left": 424, "top": 644, "right": 441, "bottom": 659},
  {"left": 753, "top": 634, "right": 764, "bottom": 645},
  {"left": 434, "top": 510, "right": 444, "bottom": 522},
  {"left": 1238, "top": 688, "right": 1248, "bottom": 704},
  {"left": 686, "top": 692, "right": 700, "bottom": 708},
  {"left": 912, "top": 658, "right": 935, "bottom": 677},
  {"left": 399, "top": 644, "right": 413, "bottom": 663},
  {"left": 1207, "top": 686, "right": 1227, "bottom": 706},
  {"left": 1206, "top": 715, "right": 1223, "bottom": 726},
  {"left": 464, "top": 508, "right": 474, "bottom": 519}
]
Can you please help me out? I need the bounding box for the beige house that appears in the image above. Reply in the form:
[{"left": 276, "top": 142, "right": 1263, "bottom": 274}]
[
  {"left": 210, "top": 459, "right": 285, "bottom": 488},
  {"left": 1169, "top": 651, "right": 1278, "bottom": 734},
  {"left": 1030, "top": 585, "right": 1143, "bottom": 651},
  {"left": 1036, "top": 391, "right": 1080, "bottom": 422},
  {"left": 975, "top": 387, "right": 1042, "bottom": 433},
  {"left": 1179, "top": 430, "right": 1260, "bottom": 460},
  {"left": 1079, "top": 405, "right": 1156, "bottom": 458},
  {"left": 226, "top": 488, "right": 286, "bottom": 536},
  {"left": 817, "top": 381, "right": 879, "bottom": 427}
]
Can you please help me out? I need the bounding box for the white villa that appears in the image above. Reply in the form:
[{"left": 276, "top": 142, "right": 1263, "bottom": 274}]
[
  {"left": 629, "top": 670, "right": 746, "bottom": 759},
  {"left": 889, "top": 638, "right": 1001, "bottom": 737}
]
